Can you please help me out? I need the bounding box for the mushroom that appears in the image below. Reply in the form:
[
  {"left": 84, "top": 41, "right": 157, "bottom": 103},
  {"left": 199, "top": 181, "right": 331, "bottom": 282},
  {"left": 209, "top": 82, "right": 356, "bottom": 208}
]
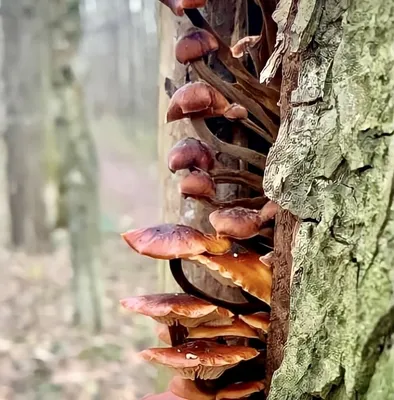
[
  {"left": 180, "top": 170, "right": 267, "bottom": 209},
  {"left": 120, "top": 293, "right": 234, "bottom": 328},
  {"left": 166, "top": 83, "right": 268, "bottom": 169},
  {"left": 187, "top": 318, "right": 259, "bottom": 340},
  {"left": 156, "top": 323, "right": 172, "bottom": 346},
  {"left": 230, "top": 36, "right": 262, "bottom": 76},
  {"left": 208, "top": 201, "right": 279, "bottom": 240},
  {"left": 159, "top": 0, "right": 207, "bottom": 17},
  {"left": 168, "top": 137, "right": 265, "bottom": 193},
  {"left": 189, "top": 251, "right": 272, "bottom": 306},
  {"left": 139, "top": 340, "right": 259, "bottom": 380},
  {"left": 215, "top": 380, "right": 265, "bottom": 399},
  {"left": 121, "top": 224, "right": 231, "bottom": 260},
  {"left": 239, "top": 312, "right": 271, "bottom": 338},
  {"left": 175, "top": 28, "right": 272, "bottom": 141}
]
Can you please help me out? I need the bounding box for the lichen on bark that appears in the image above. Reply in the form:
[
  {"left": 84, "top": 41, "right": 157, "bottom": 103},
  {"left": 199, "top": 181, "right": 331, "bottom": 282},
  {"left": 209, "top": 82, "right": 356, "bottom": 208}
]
[{"left": 264, "top": 0, "right": 394, "bottom": 399}]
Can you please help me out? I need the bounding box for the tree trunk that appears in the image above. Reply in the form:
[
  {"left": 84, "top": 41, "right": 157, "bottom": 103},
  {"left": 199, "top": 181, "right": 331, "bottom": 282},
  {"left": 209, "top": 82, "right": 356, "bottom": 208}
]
[
  {"left": 50, "top": 0, "right": 103, "bottom": 332},
  {"left": 2, "top": 0, "right": 51, "bottom": 253},
  {"left": 264, "top": 0, "right": 394, "bottom": 398}
]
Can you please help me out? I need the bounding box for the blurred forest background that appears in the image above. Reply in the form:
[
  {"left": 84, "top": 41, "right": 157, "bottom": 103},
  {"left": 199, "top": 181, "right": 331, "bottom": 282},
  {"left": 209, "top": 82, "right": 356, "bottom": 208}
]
[{"left": 0, "top": 0, "right": 163, "bottom": 398}]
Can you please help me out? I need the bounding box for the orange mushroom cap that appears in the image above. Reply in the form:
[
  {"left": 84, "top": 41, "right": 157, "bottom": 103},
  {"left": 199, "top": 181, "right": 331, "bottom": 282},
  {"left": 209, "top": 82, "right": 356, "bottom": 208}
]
[
  {"left": 239, "top": 312, "right": 271, "bottom": 335},
  {"left": 120, "top": 293, "right": 233, "bottom": 327},
  {"left": 216, "top": 380, "right": 265, "bottom": 399},
  {"left": 160, "top": 0, "right": 207, "bottom": 16},
  {"left": 176, "top": 27, "right": 219, "bottom": 64},
  {"left": 230, "top": 36, "right": 260, "bottom": 58},
  {"left": 139, "top": 340, "right": 259, "bottom": 380},
  {"left": 168, "top": 137, "right": 214, "bottom": 173},
  {"left": 180, "top": 170, "right": 216, "bottom": 199},
  {"left": 166, "top": 82, "right": 230, "bottom": 123},
  {"left": 223, "top": 104, "right": 248, "bottom": 121},
  {"left": 189, "top": 251, "right": 272, "bottom": 305},
  {"left": 121, "top": 224, "right": 231, "bottom": 260}
]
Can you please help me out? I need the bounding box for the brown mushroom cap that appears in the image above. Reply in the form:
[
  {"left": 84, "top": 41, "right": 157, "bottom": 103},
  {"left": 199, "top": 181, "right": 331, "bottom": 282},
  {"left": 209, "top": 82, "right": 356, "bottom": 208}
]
[
  {"left": 259, "top": 200, "right": 279, "bottom": 224},
  {"left": 160, "top": 0, "right": 207, "bottom": 17},
  {"left": 180, "top": 170, "right": 216, "bottom": 199},
  {"left": 120, "top": 293, "right": 234, "bottom": 327},
  {"left": 168, "top": 138, "right": 214, "bottom": 173},
  {"left": 209, "top": 207, "right": 263, "bottom": 239},
  {"left": 142, "top": 392, "right": 184, "bottom": 400},
  {"left": 169, "top": 376, "right": 214, "bottom": 400},
  {"left": 121, "top": 224, "right": 231, "bottom": 260},
  {"left": 230, "top": 36, "right": 260, "bottom": 58},
  {"left": 189, "top": 251, "right": 272, "bottom": 305},
  {"left": 216, "top": 380, "right": 265, "bottom": 400},
  {"left": 166, "top": 82, "right": 229, "bottom": 123},
  {"left": 139, "top": 340, "right": 259, "bottom": 380},
  {"left": 187, "top": 318, "right": 259, "bottom": 340},
  {"left": 239, "top": 312, "right": 270, "bottom": 335},
  {"left": 259, "top": 251, "right": 274, "bottom": 268},
  {"left": 176, "top": 27, "right": 219, "bottom": 64},
  {"left": 223, "top": 104, "right": 248, "bottom": 121}
]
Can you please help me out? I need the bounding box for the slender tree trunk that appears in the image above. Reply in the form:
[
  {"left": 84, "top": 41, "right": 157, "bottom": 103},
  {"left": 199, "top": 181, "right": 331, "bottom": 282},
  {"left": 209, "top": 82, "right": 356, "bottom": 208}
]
[
  {"left": 50, "top": 0, "right": 103, "bottom": 332},
  {"left": 2, "top": 0, "right": 51, "bottom": 253},
  {"left": 264, "top": 0, "right": 394, "bottom": 398}
]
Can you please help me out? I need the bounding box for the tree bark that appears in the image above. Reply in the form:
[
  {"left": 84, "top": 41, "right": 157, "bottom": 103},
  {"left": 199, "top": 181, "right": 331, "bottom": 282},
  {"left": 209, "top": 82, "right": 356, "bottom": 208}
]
[
  {"left": 264, "top": 0, "right": 394, "bottom": 398},
  {"left": 50, "top": 0, "right": 103, "bottom": 332},
  {"left": 2, "top": 0, "right": 51, "bottom": 253}
]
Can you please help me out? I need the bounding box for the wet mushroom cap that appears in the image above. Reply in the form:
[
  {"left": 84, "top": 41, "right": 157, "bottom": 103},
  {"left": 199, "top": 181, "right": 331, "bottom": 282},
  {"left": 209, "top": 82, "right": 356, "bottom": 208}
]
[
  {"left": 230, "top": 35, "right": 260, "bottom": 58},
  {"left": 166, "top": 82, "right": 229, "bottom": 122},
  {"left": 180, "top": 170, "right": 216, "bottom": 199},
  {"left": 189, "top": 251, "right": 272, "bottom": 305},
  {"left": 239, "top": 312, "right": 270, "bottom": 335},
  {"left": 209, "top": 207, "right": 263, "bottom": 239},
  {"left": 121, "top": 224, "right": 231, "bottom": 259},
  {"left": 160, "top": 0, "right": 207, "bottom": 17},
  {"left": 176, "top": 27, "right": 219, "bottom": 64},
  {"left": 187, "top": 318, "right": 259, "bottom": 340},
  {"left": 168, "top": 137, "right": 214, "bottom": 173},
  {"left": 120, "top": 293, "right": 234, "bottom": 327},
  {"left": 139, "top": 340, "right": 259, "bottom": 380},
  {"left": 223, "top": 104, "right": 248, "bottom": 121},
  {"left": 216, "top": 380, "right": 265, "bottom": 400},
  {"left": 169, "top": 376, "right": 214, "bottom": 400}
]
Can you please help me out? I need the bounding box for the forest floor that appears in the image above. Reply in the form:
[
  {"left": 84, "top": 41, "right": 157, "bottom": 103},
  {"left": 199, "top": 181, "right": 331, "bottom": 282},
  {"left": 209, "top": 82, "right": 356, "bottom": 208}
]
[{"left": 0, "top": 115, "right": 166, "bottom": 400}]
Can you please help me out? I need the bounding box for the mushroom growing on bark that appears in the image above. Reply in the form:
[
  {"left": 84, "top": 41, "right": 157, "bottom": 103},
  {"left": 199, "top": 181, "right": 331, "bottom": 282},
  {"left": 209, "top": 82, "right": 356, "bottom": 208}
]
[
  {"left": 139, "top": 340, "right": 259, "bottom": 379},
  {"left": 239, "top": 312, "right": 271, "bottom": 339}
]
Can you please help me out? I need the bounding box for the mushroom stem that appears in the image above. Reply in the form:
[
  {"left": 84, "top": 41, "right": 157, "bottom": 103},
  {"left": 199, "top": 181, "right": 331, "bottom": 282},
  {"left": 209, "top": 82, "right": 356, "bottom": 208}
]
[
  {"left": 168, "top": 323, "right": 188, "bottom": 347},
  {"left": 184, "top": 8, "right": 279, "bottom": 112},
  {"left": 191, "top": 119, "right": 266, "bottom": 170},
  {"left": 241, "top": 118, "right": 273, "bottom": 143},
  {"left": 209, "top": 168, "right": 263, "bottom": 193},
  {"left": 191, "top": 59, "right": 277, "bottom": 136},
  {"left": 169, "top": 258, "right": 271, "bottom": 315}
]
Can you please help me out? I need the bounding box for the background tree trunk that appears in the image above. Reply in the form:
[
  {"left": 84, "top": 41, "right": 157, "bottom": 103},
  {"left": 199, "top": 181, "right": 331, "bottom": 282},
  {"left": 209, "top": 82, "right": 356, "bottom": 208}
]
[
  {"left": 264, "top": 0, "right": 394, "bottom": 398},
  {"left": 2, "top": 0, "right": 51, "bottom": 253},
  {"left": 50, "top": 0, "right": 103, "bottom": 332}
]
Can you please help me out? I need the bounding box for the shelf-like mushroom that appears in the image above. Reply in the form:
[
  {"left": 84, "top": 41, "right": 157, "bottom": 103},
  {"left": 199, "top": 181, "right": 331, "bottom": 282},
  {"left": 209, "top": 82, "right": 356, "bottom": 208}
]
[
  {"left": 239, "top": 312, "right": 271, "bottom": 338},
  {"left": 216, "top": 380, "right": 265, "bottom": 399},
  {"left": 159, "top": 0, "right": 207, "bottom": 16},
  {"left": 209, "top": 201, "right": 279, "bottom": 239},
  {"left": 139, "top": 340, "right": 259, "bottom": 380},
  {"left": 121, "top": 224, "right": 231, "bottom": 260},
  {"left": 189, "top": 251, "right": 272, "bottom": 306}
]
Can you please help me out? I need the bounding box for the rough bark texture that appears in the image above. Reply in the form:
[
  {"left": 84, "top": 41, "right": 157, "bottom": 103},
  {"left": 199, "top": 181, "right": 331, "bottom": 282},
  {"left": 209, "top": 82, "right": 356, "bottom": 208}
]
[
  {"left": 2, "top": 0, "right": 51, "bottom": 253},
  {"left": 265, "top": 0, "right": 394, "bottom": 398},
  {"left": 50, "top": 0, "right": 103, "bottom": 332}
]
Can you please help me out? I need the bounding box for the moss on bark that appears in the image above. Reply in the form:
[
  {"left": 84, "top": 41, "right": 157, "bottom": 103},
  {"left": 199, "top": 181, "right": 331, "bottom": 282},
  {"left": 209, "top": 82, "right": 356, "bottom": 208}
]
[{"left": 264, "top": 0, "right": 394, "bottom": 398}]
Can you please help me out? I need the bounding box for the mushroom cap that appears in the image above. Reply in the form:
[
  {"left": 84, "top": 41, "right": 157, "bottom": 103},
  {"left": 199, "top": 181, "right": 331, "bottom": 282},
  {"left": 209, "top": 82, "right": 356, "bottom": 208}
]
[
  {"left": 187, "top": 318, "right": 259, "bottom": 340},
  {"left": 120, "top": 293, "right": 234, "bottom": 327},
  {"left": 160, "top": 0, "right": 207, "bottom": 16},
  {"left": 176, "top": 27, "right": 219, "bottom": 64},
  {"left": 156, "top": 323, "right": 172, "bottom": 345},
  {"left": 142, "top": 392, "right": 184, "bottom": 400},
  {"left": 259, "top": 200, "right": 279, "bottom": 224},
  {"left": 189, "top": 251, "right": 272, "bottom": 305},
  {"left": 223, "top": 104, "right": 248, "bottom": 121},
  {"left": 166, "top": 82, "right": 229, "bottom": 123},
  {"left": 121, "top": 224, "right": 231, "bottom": 259},
  {"left": 209, "top": 207, "right": 263, "bottom": 239},
  {"left": 139, "top": 340, "right": 259, "bottom": 380},
  {"left": 230, "top": 35, "right": 260, "bottom": 58},
  {"left": 216, "top": 380, "right": 265, "bottom": 400},
  {"left": 169, "top": 376, "right": 214, "bottom": 400},
  {"left": 239, "top": 312, "right": 270, "bottom": 334},
  {"left": 168, "top": 137, "right": 214, "bottom": 173},
  {"left": 180, "top": 170, "right": 216, "bottom": 199},
  {"left": 259, "top": 251, "right": 274, "bottom": 268}
]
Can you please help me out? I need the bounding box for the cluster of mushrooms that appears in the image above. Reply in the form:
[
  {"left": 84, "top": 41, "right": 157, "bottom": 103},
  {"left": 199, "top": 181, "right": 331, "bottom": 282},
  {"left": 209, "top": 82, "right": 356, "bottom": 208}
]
[{"left": 121, "top": 1, "right": 282, "bottom": 399}]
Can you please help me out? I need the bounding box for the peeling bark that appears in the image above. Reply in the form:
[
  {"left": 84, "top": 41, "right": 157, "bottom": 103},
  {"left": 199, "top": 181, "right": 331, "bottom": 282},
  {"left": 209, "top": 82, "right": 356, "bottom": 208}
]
[{"left": 265, "top": 0, "right": 394, "bottom": 399}]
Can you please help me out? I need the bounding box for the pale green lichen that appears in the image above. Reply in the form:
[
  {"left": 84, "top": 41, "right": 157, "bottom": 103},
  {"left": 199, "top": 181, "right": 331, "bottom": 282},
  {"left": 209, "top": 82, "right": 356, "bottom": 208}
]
[{"left": 265, "top": 0, "right": 394, "bottom": 399}]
